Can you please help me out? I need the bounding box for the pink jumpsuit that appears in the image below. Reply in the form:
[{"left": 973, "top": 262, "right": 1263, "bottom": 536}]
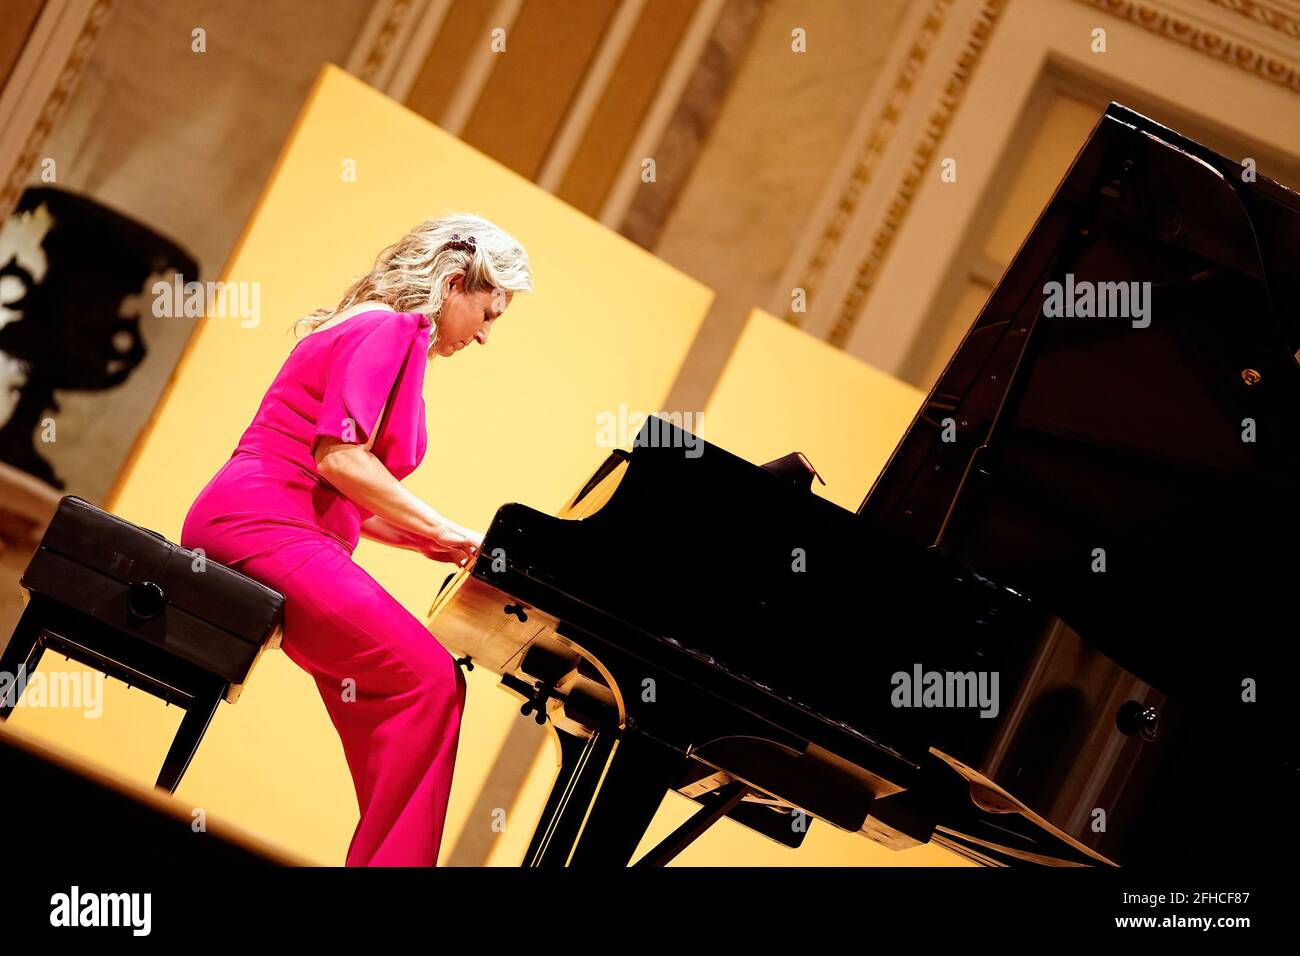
[{"left": 180, "top": 309, "right": 466, "bottom": 867}]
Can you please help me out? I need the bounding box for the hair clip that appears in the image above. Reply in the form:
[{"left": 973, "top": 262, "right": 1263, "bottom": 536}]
[{"left": 446, "top": 233, "right": 477, "bottom": 253}]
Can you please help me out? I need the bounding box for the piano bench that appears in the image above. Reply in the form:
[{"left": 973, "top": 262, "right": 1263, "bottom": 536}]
[{"left": 0, "top": 495, "right": 284, "bottom": 794}]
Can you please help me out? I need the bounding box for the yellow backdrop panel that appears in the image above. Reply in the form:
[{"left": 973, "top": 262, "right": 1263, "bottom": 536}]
[
  {"left": 486, "top": 310, "right": 970, "bottom": 866},
  {"left": 14, "top": 63, "right": 710, "bottom": 865}
]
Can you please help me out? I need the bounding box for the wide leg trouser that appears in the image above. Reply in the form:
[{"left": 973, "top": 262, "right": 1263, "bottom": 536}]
[{"left": 223, "top": 537, "right": 467, "bottom": 866}]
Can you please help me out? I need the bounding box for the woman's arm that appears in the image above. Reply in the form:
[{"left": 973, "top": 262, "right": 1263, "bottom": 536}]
[
  {"left": 358, "top": 514, "right": 420, "bottom": 549},
  {"left": 316, "top": 440, "right": 478, "bottom": 548},
  {"left": 313, "top": 390, "right": 481, "bottom": 563},
  {"left": 358, "top": 512, "right": 477, "bottom": 565}
]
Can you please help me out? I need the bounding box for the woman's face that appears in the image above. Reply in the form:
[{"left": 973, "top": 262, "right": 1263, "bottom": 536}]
[{"left": 431, "top": 273, "right": 511, "bottom": 359}]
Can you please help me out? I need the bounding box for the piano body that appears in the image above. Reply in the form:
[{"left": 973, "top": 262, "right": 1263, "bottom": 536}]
[{"left": 425, "top": 104, "right": 1300, "bottom": 867}]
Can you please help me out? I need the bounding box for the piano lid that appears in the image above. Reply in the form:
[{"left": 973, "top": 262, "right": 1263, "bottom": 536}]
[{"left": 857, "top": 103, "right": 1300, "bottom": 726}]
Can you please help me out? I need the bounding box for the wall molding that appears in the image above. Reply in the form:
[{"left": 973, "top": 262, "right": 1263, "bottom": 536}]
[
  {"left": 0, "top": 0, "right": 115, "bottom": 223},
  {"left": 778, "top": 0, "right": 957, "bottom": 331},
  {"left": 1205, "top": 0, "right": 1300, "bottom": 40},
  {"left": 777, "top": 0, "right": 1300, "bottom": 368},
  {"left": 827, "top": 0, "right": 1006, "bottom": 348},
  {"left": 773, "top": 0, "right": 1007, "bottom": 348},
  {"left": 605, "top": 0, "right": 734, "bottom": 238},
  {"left": 1077, "top": 0, "right": 1300, "bottom": 92},
  {"left": 843, "top": 0, "right": 1300, "bottom": 375},
  {"left": 537, "top": 0, "right": 648, "bottom": 193},
  {"left": 346, "top": 0, "right": 429, "bottom": 92}
]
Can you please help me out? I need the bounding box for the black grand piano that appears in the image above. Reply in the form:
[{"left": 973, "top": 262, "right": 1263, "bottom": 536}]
[{"left": 425, "top": 104, "right": 1300, "bottom": 867}]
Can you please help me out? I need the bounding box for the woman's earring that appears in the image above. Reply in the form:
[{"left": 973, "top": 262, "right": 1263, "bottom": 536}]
[{"left": 429, "top": 306, "right": 443, "bottom": 348}]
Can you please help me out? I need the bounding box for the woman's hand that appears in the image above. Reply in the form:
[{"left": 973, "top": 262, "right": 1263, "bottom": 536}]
[
  {"left": 359, "top": 515, "right": 483, "bottom": 567},
  {"left": 411, "top": 522, "right": 483, "bottom": 568}
]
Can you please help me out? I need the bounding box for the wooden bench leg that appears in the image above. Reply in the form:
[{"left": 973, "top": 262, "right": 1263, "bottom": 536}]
[
  {"left": 0, "top": 600, "right": 48, "bottom": 720},
  {"left": 155, "top": 682, "right": 224, "bottom": 794}
]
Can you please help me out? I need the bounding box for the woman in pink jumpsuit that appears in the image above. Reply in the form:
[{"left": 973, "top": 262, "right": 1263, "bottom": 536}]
[{"left": 180, "top": 216, "right": 533, "bottom": 866}]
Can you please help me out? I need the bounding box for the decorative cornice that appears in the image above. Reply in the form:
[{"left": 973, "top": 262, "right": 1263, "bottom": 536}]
[
  {"left": 797, "top": 0, "right": 1299, "bottom": 351},
  {"left": 782, "top": 0, "right": 957, "bottom": 331},
  {"left": 1205, "top": 0, "right": 1300, "bottom": 40},
  {"left": 825, "top": 0, "right": 1006, "bottom": 349},
  {"left": 351, "top": 0, "right": 423, "bottom": 87},
  {"left": 1075, "top": 0, "right": 1300, "bottom": 92},
  {"left": 0, "top": 0, "right": 115, "bottom": 221}
]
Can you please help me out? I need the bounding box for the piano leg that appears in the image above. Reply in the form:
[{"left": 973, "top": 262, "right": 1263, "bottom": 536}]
[
  {"left": 524, "top": 726, "right": 685, "bottom": 866},
  {"left": 565, "top": 730, "right": 684, "bottom": 867},
  {"left": 523, "top": 727, "right": 616, "bottom": 866},
  {"left": 632, "top": 779, "right": 750, "bottom": 867}
]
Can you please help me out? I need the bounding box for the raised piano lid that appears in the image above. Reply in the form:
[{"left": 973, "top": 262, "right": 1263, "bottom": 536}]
[{"left": 857, "top": 103, "right": 1300, "bottom": 739}]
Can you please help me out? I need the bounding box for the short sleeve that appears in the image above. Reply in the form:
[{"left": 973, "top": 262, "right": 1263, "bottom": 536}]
[{"left": 313, "top": 312, "right": 431, "bottom": 477}]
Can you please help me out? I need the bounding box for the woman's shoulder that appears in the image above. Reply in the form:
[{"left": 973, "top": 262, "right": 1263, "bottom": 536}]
[{"left": 337, "top": 308, "right": 431, "bottom": 338}]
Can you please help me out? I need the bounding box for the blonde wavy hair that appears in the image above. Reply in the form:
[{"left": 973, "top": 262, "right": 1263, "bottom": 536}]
[{"left": 291, "top": 212, "right": 533, "bottom": 356}]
